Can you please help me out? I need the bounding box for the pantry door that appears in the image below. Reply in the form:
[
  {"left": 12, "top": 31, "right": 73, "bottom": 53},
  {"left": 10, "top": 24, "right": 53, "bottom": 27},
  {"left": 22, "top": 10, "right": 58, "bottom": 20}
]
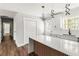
[{"left": 24, "top": 19, "right": 37, "bottom": 44}]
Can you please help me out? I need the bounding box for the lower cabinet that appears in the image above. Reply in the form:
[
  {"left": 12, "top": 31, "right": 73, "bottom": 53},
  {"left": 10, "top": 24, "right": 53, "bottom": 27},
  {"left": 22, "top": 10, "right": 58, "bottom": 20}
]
[{"left": 33, "top": 40, "right": 67, "bottom": 56}]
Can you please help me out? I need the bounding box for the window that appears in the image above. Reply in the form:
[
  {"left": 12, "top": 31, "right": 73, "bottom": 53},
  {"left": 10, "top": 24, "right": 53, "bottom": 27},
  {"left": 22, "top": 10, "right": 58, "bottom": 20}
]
[{"left": 60, "top": 16, "right": 79, "bottom": 30}]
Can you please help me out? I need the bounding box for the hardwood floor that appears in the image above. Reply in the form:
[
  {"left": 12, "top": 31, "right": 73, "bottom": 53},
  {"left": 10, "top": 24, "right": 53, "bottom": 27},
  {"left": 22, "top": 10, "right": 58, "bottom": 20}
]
[{"left": 18, "top": 44, "right": 28, "bottom": 56}]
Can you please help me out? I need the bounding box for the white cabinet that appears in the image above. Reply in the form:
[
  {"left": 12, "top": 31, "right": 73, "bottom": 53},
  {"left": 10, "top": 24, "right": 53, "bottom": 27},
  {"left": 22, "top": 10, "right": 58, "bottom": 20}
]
[
  {"left": 14, "top": 13, "right": 42, "bottom": 47},
  {"left": 24, "top": 19, "right": 37, "bottom": 44}
]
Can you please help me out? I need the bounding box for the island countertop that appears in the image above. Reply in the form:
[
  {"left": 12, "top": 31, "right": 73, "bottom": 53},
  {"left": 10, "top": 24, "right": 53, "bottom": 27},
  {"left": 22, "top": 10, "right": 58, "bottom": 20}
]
[{"left": 31, "top": 35, "right": 79, "bottom": 56}]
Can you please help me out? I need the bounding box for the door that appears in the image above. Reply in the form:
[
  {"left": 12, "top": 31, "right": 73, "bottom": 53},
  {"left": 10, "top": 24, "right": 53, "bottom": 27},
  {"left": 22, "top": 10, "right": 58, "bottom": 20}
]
[{"left": 1, "top": 16, "right": 13, "bottom": 38}]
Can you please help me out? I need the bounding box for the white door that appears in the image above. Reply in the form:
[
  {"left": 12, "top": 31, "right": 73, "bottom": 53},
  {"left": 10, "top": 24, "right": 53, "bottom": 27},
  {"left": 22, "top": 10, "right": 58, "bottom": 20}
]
[{"left": 24, "top": 20, "right": 37, "bottom": 44}]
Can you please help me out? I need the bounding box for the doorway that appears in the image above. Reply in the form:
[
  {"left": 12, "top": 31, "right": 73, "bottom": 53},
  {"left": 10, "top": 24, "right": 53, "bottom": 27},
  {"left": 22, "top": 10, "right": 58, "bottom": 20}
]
[{"left": 1, "top": 16, "right": 14, "bottom": 39}]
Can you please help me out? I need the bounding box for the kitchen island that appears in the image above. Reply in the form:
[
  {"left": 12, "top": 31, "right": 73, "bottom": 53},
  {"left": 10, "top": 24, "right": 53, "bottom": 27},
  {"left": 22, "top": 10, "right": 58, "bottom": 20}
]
[{"left": 29, "top": 35, "right": 79, "bottom": 56}]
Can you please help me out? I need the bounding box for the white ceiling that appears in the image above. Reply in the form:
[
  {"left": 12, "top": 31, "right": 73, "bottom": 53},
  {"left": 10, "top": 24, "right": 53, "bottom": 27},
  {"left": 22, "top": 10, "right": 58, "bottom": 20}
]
[{"left": 0, "top": 3, "right": 79, "bottom": 17}]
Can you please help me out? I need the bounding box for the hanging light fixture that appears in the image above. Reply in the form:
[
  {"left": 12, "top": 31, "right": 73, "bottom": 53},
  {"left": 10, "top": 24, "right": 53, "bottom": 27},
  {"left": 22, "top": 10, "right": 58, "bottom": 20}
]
[
  {"left": 65, "top": 3, "right": 70, "bottom": 15},
  {"left": 51, "top": 9, "right": 55, "bottom": 18},
  {"left": 41, "top": 6, "right": 46, "bottom": 21},
  {"left": 41, "top": 6, "right": 46, "bottom": 35},
  {"left": 65, "top": 3, "right": 71, "bottom": 35}
]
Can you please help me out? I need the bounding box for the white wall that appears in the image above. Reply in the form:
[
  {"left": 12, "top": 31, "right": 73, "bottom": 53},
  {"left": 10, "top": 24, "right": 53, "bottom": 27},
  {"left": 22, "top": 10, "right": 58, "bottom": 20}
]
[
  {"left": 0, "top": 10, "right": 16, "bottom": 18},
  {"left": 14, "top": 13, "right": 24, "bottom": 47}
]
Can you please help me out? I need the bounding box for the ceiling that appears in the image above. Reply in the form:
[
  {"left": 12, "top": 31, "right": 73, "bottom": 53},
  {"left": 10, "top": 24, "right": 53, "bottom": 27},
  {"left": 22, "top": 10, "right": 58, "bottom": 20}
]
[{"left": 0, "top": 3, "right": 79, "bottom": 17}]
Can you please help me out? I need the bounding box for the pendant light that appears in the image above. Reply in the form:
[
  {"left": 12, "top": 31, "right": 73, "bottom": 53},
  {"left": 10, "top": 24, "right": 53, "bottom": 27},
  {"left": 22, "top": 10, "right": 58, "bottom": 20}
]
[
  {"left": 65, "top": 3, "right": 71, "bottom": 35},
  {"left": 65, "top": 3, "right": 70, "bottom": 15}
]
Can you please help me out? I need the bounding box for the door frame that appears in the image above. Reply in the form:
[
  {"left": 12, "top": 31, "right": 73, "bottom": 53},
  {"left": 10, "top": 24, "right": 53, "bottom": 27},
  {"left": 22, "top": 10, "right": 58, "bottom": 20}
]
[{"left": 1, "top": 16, "right": 14, "bottom": 39}]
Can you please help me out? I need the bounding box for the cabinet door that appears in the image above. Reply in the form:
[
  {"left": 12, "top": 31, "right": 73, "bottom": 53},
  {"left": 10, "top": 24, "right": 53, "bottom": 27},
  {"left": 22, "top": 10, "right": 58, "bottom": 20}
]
[
  {"left": 24, "top": 19, "right": 37, "bottom": 44},
  {"left": 34, "top": 40, "right": 66, "bottom": 56}
]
